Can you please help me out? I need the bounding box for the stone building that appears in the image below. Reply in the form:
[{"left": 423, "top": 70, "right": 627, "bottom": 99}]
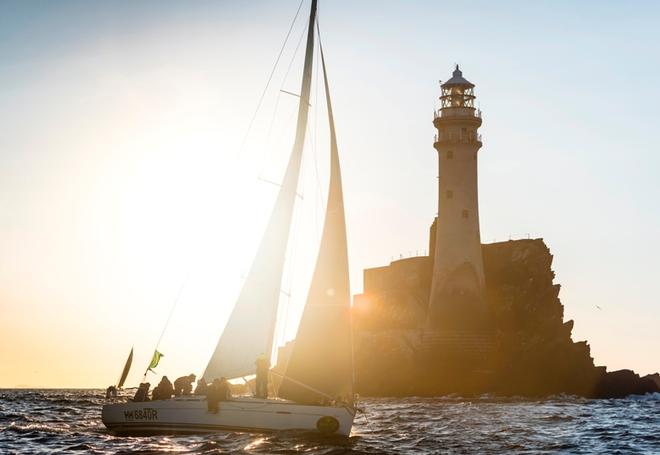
[{"left": 428, "top": 65, "right": 486, "bottom": 331}]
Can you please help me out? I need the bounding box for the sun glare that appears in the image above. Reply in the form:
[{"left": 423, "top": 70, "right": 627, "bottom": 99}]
[{"left": 70, "top": 61, "right": 333, "bottom": 383}]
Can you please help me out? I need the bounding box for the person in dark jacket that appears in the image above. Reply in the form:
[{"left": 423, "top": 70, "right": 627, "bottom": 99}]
[
  {"left": 206, "top": 377, "right": 231, "bottom": 413},
  {"left": 133, "top": 383, "right": 150, "bottom": 402},
  {"left": 174, "top": 374, "right": 196, "bottom": 396},
  {"left": 152, "top": 376, "right": 174, "bottom": 400},
  {"left": 106, "top": 385, "right": 117, "bottom": 399},
  {"left": 195, "top": 377, "right": 209, "bottom": 395},
  {"left": 207, "top": 379, "right": 220, "bottom": 413},
  {"left": 194, "top": 377, "right": 209, "bottom": 395}
]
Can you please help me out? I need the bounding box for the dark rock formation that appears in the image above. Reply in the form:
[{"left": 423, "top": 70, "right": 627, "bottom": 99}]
[
  {"left": 352, "top": 238, "right": 659, "bottom": 398},
  {"left": 644, "top": 373, "right": 660, "bottom": 389},
  {"left": 482, "top": 239, "right": 598, "bottom": 396},
  {"left": 595, "top": 370, "right": 660, "bottom": 398}
]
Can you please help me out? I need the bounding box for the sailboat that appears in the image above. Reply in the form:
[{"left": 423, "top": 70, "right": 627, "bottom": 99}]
[
  {"left": 102, "top": 0, "right": 356, "bottom": 436},
  {"left": 106, "top": 347, "right": 134, "bottom": 399}
]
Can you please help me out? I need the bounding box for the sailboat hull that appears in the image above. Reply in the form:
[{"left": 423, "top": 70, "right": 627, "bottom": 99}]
[{"left": 102, "top": 396, "right": 355, "bottom": 437}]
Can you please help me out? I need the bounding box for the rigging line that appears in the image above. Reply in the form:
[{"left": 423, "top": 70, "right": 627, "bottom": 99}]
[
  {"left": 144, "top": 274, "right": 190, "bottom": 376},
  {"left": 275, "top": 181, "right": 304, "bottom": 355},
  {"left": 262, "top": 90, "right": 282, "bottom": 167},
  {"left": 305, "top": 109, "right": 322, "bottom": 247},
  {"left": 260, "top": 16, "right": 309, "bottom": 177},
  {"left": 155, "top": 276, "right": 188, "bottom": 349},
  {"left": 271, "top": 370, "right": 335, "bottom": 402},
  {"left": 278, "top": 171, "right": 303, "bottom": 346},
  {"left": 259, "top": 19, "right": 309, "bottom": 179},
  {"left": 280, "top": 154, "right": 306, "bottom": 345},
  {"left": 276, "top": 64, "right": 319, "bottom": 351},
  {"left": 311, "top": 25, "right": 324, "bottom": 245},
  {"left": 277, "top": 109, "right": 320, "bottom": 348},
  {"left": 280, "top": 17, "right": 310, "bottom": 91},
  {"left": 257, "top": 106, "right": 298, "bottom": 183},
  {"left": 273, "top": 11, "right": 315, "bottom": 355},
  {"left": 238, "top": 0, "right": 306, "bottom": 158},
  {"left": 276, "top": 30, "right": 320, "bottom": 348},
  {"left": 264, "top": 15, "right": 309, "bottom": 156},
  {"left": 276, "top": 127, "right": 310, "bottom": 350}
]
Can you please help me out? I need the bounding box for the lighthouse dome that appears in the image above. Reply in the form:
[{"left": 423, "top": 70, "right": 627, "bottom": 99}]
[{"left": 441, "top": 65, "right": 474, "bottom": 89}]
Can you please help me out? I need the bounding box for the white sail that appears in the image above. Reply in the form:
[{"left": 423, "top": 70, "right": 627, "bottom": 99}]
[
  {"left": 278, "top": 39, "right": 354, "bottom": 405},
  {"left": 203, "top": 0, "right": 318, "bottom": 381},
  {"left": 116, "top": 347, "right": 133, "bottom": 389}
]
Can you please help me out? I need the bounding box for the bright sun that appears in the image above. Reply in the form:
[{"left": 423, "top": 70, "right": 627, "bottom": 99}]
[{"left": 77, "top": 76, "right": 328, "bottom": 380}]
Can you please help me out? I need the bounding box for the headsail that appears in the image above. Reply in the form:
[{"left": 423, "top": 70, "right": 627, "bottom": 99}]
[
  {"left": 278, "top": 39, "right": 354, "bottom": 405},
  {"left": 204, "top": 0, "right": 318, "bottom": 381},
  {"left": 117, "top": 347, "right": 133, "bottom": 389}
]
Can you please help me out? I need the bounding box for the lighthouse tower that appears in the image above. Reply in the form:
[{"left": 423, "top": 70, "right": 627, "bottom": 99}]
[{"left": 427, "top": 65, "right": 486, "bottom": 330}]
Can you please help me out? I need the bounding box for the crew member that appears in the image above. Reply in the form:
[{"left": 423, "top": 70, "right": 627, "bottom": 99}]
[
  {"left": 105, "top": 385, "right": 117, "bottom": 399},
  {"left": 174, "top": 373, "right": 196, "bottom": 396},
  {"left": 207, "top": 378, "right": 220, "bottom": 413},
  {"left": 255, "top": 353, "right": 270, "bottom": 398},
  {"left": 133, "top": 382, "right": 150, "bottom": 402},
  {"left": 194, "top": 377, "right": 209, "bottom": 395},
  {"left": 206, "top": 377, "right": 232, "bottom": 413},
  {"left": 218, "top": 377, "right": 232, "bottom": 401},
  {"left": 152, "top": 376, "right": 174, "bottom": 400}
]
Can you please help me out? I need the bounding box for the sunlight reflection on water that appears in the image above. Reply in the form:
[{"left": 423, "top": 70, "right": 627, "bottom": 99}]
[{"left": 0, "top": 390, "right": 658, "bottom": 454}]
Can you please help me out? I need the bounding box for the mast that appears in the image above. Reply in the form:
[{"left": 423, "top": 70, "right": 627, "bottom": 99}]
[
  {"left": 204, "top": 0, "right": 318, "bottom": 381},
  {"left": 278, "top": 36, "right": 354, "bottom": 406}
]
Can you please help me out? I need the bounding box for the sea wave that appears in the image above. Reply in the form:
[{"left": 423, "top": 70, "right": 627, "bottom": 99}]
[{"left": 0, "top": 390, "right": 658, "bottom": 454}]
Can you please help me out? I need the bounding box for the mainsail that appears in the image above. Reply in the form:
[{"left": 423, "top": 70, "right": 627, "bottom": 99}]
[
  {"left": 117, "top": 347, "right": 133, "bottom": 389},
  {"left": 204, "top": 0, "right": 318, "bottom": 381},
  {"left": 278, "top": 41, "right": 354, "bottom": 405}
]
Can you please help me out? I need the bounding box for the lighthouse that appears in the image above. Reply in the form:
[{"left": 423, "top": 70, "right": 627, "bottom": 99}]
[{"left": 427, "top": 65, "right": 486, "bottom": 331}]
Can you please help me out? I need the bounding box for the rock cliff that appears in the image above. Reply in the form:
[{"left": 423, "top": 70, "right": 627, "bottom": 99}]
[{"left": 351, "top": 238, "right": 658, "bottom": 398}]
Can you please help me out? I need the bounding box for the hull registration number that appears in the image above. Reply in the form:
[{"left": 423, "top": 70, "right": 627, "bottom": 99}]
[{"left": 124, "top": 408, "right": 158, "bottom": 421}]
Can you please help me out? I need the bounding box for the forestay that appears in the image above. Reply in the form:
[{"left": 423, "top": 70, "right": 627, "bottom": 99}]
[
  {"left": 278, "top": 40, "right": 354, "bottom": 405},
  {"left": 203, "top": 0, "right": 318, "bottom": 381}
]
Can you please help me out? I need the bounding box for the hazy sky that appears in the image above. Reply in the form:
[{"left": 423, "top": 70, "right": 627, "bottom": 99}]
[{"left": 1, "top": 0, "right": 658, "bottom": 388}]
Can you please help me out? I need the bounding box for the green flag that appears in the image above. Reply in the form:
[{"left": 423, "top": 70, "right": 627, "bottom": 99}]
[{"left": 148, "top": 350, "right": 163, "bottom": 371}]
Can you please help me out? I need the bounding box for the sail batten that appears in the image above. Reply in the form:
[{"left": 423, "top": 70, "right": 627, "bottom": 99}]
[
  {"left": 203, "top": 0, "right": 318, "bottom": 382},
  {"left": 278, "top": 38, "right": 354, "bottom": 405}
]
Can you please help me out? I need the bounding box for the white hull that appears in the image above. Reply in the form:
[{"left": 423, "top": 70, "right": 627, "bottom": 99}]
[{"left": 102, "top": 396, "right": 355, "bottom": 437}]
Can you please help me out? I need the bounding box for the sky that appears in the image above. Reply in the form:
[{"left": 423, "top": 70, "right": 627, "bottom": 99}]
[{"left": 1, "top": 0, "right": 658, "bottom": 388}]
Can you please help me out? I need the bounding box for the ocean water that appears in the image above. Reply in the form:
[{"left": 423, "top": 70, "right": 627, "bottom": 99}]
[{"left": 0, "top": 390, "right": 658, "bottom": 454}]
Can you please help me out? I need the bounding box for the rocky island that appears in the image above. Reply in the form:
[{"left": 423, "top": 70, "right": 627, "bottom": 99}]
[
  {"left": 353, "top": 232, "right": 659, "bottom": 398},
  {"left": 277, "top": 65, "right": 658, "bottom": 399}
]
